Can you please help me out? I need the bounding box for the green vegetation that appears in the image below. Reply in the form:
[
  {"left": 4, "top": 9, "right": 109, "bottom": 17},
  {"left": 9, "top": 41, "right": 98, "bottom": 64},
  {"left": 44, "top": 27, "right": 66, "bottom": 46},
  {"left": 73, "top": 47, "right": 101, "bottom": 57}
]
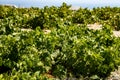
[{"left": 0, "top": 3, "right": 120, "bottom": 80}]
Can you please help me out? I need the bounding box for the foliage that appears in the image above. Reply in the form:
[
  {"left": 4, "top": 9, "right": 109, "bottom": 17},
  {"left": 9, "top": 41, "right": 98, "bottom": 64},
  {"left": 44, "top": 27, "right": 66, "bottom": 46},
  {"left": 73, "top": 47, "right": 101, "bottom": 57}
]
[{"left": 0, "top": 3, "right": 120, "bottom": 80}]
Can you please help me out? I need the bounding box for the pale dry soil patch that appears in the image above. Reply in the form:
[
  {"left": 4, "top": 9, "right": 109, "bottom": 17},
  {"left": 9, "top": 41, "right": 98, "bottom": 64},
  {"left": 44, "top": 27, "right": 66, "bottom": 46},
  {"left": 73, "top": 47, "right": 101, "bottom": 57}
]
[
  {"left": 87, "top": 23, "right": 120, "bottom": 37},
  {"left": 20, "top": 24, "right": 120, "bottom": 37}
]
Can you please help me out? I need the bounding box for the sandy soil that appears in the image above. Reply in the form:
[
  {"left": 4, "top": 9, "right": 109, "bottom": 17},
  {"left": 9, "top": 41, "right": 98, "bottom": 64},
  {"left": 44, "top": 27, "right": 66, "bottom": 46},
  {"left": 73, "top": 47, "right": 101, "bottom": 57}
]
[{"left": 87, "top": 23, "right": 120, "bottom": 37}]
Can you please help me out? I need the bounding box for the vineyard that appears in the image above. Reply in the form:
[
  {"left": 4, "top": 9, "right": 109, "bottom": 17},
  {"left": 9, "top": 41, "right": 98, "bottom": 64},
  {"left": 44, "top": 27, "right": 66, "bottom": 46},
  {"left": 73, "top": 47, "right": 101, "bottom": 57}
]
[{"left": 0, "top": 3, "right": 120, "bottom": 80}]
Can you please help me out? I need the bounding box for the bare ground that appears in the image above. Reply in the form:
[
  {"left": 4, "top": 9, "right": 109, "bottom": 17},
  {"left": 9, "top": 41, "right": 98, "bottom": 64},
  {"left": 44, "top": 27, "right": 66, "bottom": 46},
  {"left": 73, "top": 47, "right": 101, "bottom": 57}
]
[{"left": 87, "top": 23, "right": 120, "bottom": 37}]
